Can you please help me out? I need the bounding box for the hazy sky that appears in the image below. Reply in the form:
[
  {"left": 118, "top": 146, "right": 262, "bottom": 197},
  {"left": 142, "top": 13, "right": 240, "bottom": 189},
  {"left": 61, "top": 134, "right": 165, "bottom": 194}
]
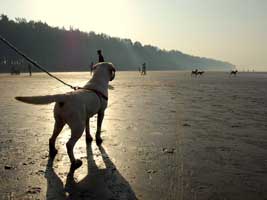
[{"left": 1, "top": 0, "right": 266, "bottom": 70}]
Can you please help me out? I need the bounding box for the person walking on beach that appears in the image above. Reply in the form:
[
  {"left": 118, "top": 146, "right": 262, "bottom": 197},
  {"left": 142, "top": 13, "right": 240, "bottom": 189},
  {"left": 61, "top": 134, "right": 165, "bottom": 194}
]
[
  {"left": 97, "top": 50, "right": 104, "bottom": 62},
  {"left": 141, "top": 62, "right": 147, "bottom": 75}
]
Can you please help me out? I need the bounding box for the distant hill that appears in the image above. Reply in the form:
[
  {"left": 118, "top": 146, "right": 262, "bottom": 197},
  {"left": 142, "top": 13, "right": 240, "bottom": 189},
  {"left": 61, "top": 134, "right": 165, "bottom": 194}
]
[{"left": 0, "top": 14, "right": 234, "bottom": 72}]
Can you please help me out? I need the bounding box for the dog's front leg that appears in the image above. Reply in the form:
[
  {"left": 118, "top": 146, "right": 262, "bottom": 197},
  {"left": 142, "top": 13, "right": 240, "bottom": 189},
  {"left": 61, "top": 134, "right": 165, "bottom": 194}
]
[
  {"left": 96, "top": 111, "right": 104, "bottom": 146},
  {"left": 85, "top": 117, "right": 93, "bottom": 143}
]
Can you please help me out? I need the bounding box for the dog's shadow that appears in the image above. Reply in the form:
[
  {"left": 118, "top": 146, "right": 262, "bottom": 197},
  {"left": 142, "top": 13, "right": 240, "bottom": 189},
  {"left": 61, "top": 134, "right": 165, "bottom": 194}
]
[{"left": 45, "top": 144, "right": 136, "bottom": 200}]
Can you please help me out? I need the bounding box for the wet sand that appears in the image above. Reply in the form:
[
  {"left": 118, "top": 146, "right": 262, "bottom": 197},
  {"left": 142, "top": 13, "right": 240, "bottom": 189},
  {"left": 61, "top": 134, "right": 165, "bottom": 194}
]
[
  {"left": 0, "top": 71, "right": 267, "bottom": 199},
  {"left": 177, "top": 72, "right": 267, "bottom": 200}
]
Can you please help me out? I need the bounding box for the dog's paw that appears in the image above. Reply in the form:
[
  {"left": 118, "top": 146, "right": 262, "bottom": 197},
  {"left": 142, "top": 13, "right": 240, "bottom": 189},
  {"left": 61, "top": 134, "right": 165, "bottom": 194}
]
[
  {"left": 96, "top": 138, "right": 103, "bottom": 146},
  {"left": 70, "top": 159, "right": 83, "bottom": 170}
]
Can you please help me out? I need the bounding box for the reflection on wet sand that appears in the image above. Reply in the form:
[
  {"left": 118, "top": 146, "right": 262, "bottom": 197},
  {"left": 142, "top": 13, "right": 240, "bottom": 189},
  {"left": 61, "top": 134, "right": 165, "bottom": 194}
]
[
  {"left": 45, "top": 143, "right": 137, "bottom": 200},
  {"left": 0, "top": 72, "right": 179, "bottom": 200}
]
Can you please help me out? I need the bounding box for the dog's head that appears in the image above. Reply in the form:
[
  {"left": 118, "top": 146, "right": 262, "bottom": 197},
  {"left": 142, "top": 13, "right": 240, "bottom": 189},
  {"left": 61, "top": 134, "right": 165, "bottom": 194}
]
[{"left": 93, "top": 62, "right": 116, "bottom": 81}]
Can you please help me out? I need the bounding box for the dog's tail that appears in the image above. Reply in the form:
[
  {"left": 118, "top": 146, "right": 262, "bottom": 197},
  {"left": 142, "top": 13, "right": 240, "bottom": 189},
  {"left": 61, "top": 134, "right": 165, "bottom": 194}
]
[{"left": 15, "top": 94, "right": 66, "bottom": 105}]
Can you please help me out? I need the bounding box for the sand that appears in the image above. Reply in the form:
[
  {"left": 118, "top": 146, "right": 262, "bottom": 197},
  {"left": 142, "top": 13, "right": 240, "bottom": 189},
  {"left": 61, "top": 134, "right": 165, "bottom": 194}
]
[{"left": 0, "top": 71, "right": 267, "bottom": 200}]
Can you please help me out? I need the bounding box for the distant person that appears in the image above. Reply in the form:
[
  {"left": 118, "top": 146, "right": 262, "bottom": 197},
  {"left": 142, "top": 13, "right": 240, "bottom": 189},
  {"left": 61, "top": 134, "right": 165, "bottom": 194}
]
[
  {"left": 142, "top": 62, "right": 147, "bottom": 75},
  {"left": 97, "top": 50, "right": 104, "bottom": 62},
  {"left": 90, "top": 62, "right": 94, "bottom": 75}
]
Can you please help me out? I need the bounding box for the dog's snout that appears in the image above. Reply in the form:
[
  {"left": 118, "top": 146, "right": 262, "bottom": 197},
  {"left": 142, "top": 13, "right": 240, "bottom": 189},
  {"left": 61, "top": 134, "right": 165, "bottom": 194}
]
[
  {"left": 109, "top": 66, "right": 116, "bottom": 81},
  {"left": 110, "top": 70, "right": 115, "bottom": 81},
  {"left": 110, "top": 68, "right": 116, "bottom": 81}
]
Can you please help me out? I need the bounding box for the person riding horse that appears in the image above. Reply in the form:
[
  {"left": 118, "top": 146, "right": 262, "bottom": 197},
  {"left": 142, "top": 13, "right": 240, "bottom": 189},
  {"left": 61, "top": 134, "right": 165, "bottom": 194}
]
[{"left": 191, "top": 69, "right": 198, "bottom": 76}]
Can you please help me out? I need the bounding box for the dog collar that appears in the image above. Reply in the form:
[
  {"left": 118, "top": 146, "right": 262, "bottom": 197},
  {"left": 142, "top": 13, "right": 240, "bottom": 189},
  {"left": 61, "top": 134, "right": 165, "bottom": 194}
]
[
  {"left": 79, "top": 88, "right": 108, "bottom": 101},
  {"left": 91, "top": 89, "right": 108, "bottom": 101}
]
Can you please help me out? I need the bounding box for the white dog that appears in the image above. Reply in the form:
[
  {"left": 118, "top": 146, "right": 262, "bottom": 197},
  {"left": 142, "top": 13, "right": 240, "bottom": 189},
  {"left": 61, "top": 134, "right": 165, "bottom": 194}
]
[{"left": 15, "top": 62, "right": 116, "bottom": 170}]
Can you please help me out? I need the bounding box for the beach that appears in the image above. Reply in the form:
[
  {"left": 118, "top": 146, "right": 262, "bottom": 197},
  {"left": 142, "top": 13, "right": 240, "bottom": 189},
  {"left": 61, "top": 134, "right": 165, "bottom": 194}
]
[{"left": 0, "top": 71, "right": 267, "bottom": 199}]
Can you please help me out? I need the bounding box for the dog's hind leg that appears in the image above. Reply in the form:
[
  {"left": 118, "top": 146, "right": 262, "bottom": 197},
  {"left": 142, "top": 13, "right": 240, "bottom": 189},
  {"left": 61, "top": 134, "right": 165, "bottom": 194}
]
[
  {"left": 49, "top": 118, "right": 65, "bottom": 158},
  {"left": 67, "top": 124, "right": 84, "bottom": 170},
  {"left": 96, "top": 111, "right": 104, "bottom": 146},
  {"left": 85, "top": 117, "right": 93, "bottom": 143}
]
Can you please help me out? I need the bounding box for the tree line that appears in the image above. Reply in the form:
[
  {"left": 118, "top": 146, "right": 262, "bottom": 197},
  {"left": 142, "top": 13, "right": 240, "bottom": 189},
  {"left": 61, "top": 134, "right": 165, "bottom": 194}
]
[{"left": 0, "top": 14, "right": 234, "bottom": 72}]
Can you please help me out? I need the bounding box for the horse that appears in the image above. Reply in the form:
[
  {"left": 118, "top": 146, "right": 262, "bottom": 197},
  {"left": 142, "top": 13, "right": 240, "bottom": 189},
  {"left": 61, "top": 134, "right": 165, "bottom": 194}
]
[
  {"left": 191, "top": 69, "right": 204, "bottom": 77},
  {"left": 197, "top": 71, "right": 205, "bottom": 75}
]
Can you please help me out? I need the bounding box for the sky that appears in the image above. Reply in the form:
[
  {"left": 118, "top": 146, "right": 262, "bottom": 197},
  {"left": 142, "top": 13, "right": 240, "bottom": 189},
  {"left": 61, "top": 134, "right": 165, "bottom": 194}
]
[{"left": 1, "top": 0, "right": 267, "bottom": 70}]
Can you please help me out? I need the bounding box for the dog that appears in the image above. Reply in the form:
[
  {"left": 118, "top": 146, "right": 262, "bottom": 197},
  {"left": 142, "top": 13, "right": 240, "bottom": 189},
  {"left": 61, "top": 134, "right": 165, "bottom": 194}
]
[
  {"left": 15, "top": 62, "right": 116, "bottom": 170},
  {"left": 230, "top": 70, "right": 238, "bottom": 76}
]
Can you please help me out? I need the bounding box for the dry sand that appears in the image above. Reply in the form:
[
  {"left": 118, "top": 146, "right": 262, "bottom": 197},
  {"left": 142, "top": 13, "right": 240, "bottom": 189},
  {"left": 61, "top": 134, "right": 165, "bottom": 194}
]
[{"left": 0, "top": 71, "right": 267, "bottom": 200}]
